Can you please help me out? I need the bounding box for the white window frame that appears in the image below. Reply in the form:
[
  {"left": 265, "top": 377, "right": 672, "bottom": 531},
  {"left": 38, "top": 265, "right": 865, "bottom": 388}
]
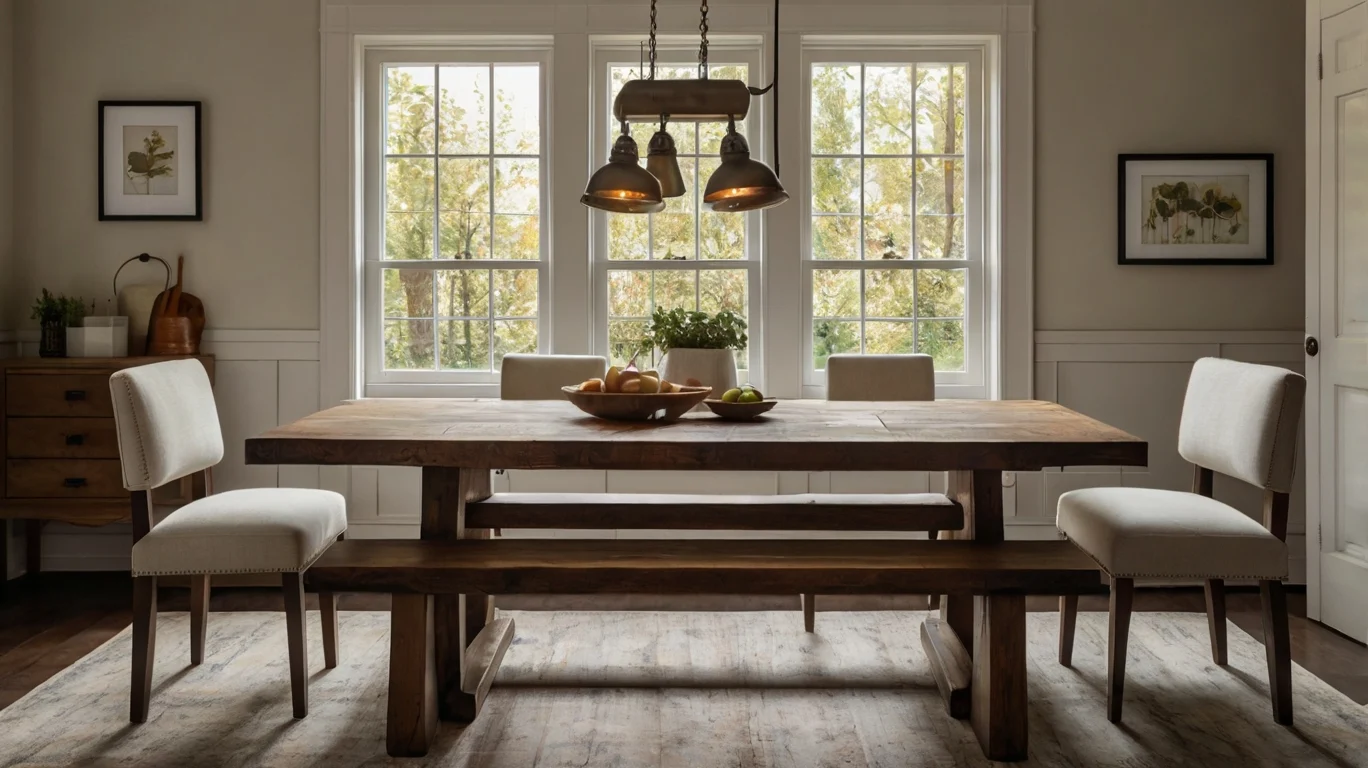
[
  {"left": 799, "top": 44, "right": 988, "bottom": 398},
  {"left": 361, "top": 46, "right": 552, "bottom": 396},
  {"left": 589, "top": 40, "right": 766, "bottom": 388}
]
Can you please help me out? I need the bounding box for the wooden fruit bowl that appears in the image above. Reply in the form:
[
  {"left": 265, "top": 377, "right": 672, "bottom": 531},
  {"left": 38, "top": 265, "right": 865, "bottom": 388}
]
[
  {"left": 703, "top": 398, "right": 778, "bottom": 421},
  {"left": 561, "top": 385, "right": 712, "bottom": 422}
]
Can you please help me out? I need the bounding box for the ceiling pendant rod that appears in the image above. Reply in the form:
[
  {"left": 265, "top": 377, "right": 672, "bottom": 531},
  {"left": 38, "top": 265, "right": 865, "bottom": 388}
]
[{"left": 698, "top": 0, "right": 710, "bottom": 79}]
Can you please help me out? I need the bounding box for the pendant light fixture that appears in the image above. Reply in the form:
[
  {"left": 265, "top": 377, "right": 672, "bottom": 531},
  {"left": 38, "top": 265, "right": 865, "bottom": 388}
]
[
  {"left": 579, "top": 122, "right": 666, "bottom": 214},
  {"left": 581, "top": 0, "right": 787, "bottom": 215},
  {"left": 703, "top": 117, "right": 790, "bottom": 212},
  {"left": 646, "top": 120, "right": 688, "bottom": 198}
]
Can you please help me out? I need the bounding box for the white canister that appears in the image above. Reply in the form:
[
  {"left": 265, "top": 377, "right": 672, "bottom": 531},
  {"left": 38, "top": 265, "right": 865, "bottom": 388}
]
[
  {"left": 660, "top": 347, "right": 738, "bottom": 397},
  {"left": 67, "top": 316, "right": 130, "bottom": 358}
]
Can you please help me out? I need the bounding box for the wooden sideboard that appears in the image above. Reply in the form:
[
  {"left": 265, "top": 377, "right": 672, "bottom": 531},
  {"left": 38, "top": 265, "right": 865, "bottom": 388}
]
[{"left": 1, "top": 356, "right": 215, "bottom": 586}]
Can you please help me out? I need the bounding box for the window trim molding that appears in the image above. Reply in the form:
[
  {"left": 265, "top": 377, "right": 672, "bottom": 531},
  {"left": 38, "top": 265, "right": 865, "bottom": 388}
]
[
  {"left": 798, "top": 45, "right": 988, "bottom": 397},
  {"left": 361, "top": 47, "right": 552, "bottom": 389},
  {"left": 320, "top": 1, "right": 1033, "bottom": 412}
]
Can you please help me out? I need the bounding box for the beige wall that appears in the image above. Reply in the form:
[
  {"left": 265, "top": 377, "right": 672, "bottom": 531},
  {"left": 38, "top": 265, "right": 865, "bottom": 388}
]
[
  {"left": 1035, "top": 0, "right": 1305, "bottom": 331},
  {"left": 9, "top": 0, "right": 318, "bottom": 330},
  {"left": 0, "top": 0, "right": 12, "bottom": 328}
]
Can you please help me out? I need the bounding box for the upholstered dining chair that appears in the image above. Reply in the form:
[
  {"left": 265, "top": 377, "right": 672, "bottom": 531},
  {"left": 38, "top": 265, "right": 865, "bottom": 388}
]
[
  {"left": 1056, "top": 357, "right": 1305, "bottom": 725},
  {"left": 501, "top": 353, "right": 608, "bottom": 401},
  {"left": 110, "top": 359, "right": 348, "bottom": 723},
  {"left": 806, "top": 354, "right": 941, "bottom": 627}
]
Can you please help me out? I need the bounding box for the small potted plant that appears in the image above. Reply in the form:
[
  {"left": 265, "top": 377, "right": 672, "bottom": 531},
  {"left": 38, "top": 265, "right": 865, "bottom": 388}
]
[
  {"left": 30, "top": 289, "right": 87, "bottom": 358},
  {"left": 636, "top": 308, "right": 748, "bottom": 396}
]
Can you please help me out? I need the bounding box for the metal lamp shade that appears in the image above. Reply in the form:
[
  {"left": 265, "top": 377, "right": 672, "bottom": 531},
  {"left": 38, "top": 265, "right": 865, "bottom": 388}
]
[
  {"left": 702, "top": 130, "right": 789, "bottom": 212},
  {"left": 581, "top": 133, "right": 666, "bottom": 214},
  {"left": 646, "top": 129, "right": 687, "bottom": 198}
]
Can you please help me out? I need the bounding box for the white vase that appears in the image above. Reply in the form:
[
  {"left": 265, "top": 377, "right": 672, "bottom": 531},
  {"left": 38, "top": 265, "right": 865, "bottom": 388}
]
[{"left": 660, "top": 347, "right": 738, "bottom": 397}]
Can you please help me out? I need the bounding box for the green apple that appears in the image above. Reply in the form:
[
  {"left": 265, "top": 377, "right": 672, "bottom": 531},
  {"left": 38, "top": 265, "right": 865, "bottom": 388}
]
[
  {"left": 737, "top": 390, "right": 762, "bottom": 404},
  {"left": 721, "top": 387, "right": 743, "bottom": 403}
]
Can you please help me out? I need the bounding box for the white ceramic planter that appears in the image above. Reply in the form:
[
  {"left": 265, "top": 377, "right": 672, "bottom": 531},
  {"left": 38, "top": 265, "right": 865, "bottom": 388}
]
[{"left": 660, "top": 347, "right": 738, "bottom": 396}]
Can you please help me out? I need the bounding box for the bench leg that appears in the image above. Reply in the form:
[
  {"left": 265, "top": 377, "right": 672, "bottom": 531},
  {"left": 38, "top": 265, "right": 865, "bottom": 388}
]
[
  {"left": 801, "top": 593, "right": 815, "bottom": 633},
  {"left": 388, "top": 594, "right": 438, "bottom": 757},
  {"left": 971, "top": 594, "right": 1027, "bottom": 762}
]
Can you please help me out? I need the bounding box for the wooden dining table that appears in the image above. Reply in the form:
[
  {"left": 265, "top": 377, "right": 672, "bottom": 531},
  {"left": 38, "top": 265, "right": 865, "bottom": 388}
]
[{"left": 247, "top": 398, "right": 1146, "bottom": 760}]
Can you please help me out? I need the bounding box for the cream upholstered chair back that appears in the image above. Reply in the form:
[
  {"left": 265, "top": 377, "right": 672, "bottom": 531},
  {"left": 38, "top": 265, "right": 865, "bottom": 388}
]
[
  {"left": 501, "top": 353, "right": 608, "bottom": 400},
  {"left": 826, "top": 354, "right": 936, "bottom": 401},
  {"left": 109, "top": 359, "right": 224, "bottom": 492},
  {"left": 1178, "top": 357, "right": 1306, "bottom": 493}
]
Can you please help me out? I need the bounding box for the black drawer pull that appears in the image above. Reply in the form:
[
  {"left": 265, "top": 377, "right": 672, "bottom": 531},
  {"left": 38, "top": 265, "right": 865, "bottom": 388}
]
[
  {"left": 65, "top": 434, "right": 85, "bottom": 446},
  {"left": 62, "top": 478, "right": 87, "bottom": 489},
  {"left": 64, "top": 390, "right": 87, "bottom": 401}
]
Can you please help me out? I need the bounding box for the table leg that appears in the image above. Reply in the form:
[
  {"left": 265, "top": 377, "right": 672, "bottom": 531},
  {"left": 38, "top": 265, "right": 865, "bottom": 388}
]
[
  {"left": 922, "top": 470, "right": 1005, "bottom": 723},
  {"left": 420, "top": 467, "right": 500, "bottom": 724},
  {"left": 971, "top": 594, "right": 1028, "bottom": 761},
  {"left": 387, "top": 594, "right": 437, "bottom": 757}
]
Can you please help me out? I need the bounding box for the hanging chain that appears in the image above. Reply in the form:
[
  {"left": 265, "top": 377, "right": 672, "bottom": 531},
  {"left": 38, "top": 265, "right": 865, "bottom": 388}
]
[
  {"left": 647, "top": 0, "right": 658, "bottom": 79},
  {"left": 698, "top": 0, "right": 710, "bottom": 78}
]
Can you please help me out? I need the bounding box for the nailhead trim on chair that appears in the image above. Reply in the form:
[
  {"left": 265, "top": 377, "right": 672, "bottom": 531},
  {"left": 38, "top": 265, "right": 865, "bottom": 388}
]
[
  {"left": 131, "top": 527, "right": 348, "bottom": 578},
  {"left": 114, "top": 375, "right": 153, "bottom": 491},
  {"left": 1061, "top": 534, "right": 1289, "bottom": 582}
]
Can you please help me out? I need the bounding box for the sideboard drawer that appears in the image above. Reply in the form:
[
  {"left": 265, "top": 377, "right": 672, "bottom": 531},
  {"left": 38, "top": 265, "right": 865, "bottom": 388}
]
[
  {"left": 6, "top": 459, "right": 126, "bottom": 498},
  {"left": 6, "top": 374, "right": 115, "bottom": 417},
  {"left": 6, "top": 418, "right": 120, "bottom": 459}
]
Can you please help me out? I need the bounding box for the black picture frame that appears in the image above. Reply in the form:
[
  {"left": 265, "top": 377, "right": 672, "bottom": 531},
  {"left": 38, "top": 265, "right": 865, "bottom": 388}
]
[
  {"left": 98, "top": 100, "right": 203, "bottom": 221},
  {"left": 1117, "top": 153, "right": 1273, "bottom": 266}
]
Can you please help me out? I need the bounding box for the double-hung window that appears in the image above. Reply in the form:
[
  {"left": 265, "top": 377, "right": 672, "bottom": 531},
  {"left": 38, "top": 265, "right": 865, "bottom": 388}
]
[
  {"left": 802, "top": 47, "right": 986, "bottom": 395},
  {"left": 362, "top": 48, "right": 549, "bottom": 392},
  {"left": 591, "top": 44, "right": 764, "bottom": 381}
]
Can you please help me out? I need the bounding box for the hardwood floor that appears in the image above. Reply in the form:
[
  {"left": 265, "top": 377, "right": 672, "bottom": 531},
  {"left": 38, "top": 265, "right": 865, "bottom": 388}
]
[{"left": 1, "top": 573, "right": 1364, "bottom": 712}]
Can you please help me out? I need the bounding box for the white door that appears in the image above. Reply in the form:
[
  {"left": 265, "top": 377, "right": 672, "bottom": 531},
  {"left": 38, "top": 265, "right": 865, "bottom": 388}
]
[{"left": 1313, "top": 0, "right": 1368, "bottom": 642}]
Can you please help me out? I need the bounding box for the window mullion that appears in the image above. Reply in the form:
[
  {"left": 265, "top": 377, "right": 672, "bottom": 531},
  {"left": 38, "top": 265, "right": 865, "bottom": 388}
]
[
  {"left": 858, "top": 64, "right": 867, "bottom": 354},
  {"left": 432, "top": 65, "right": 443, "bottom": 372}
]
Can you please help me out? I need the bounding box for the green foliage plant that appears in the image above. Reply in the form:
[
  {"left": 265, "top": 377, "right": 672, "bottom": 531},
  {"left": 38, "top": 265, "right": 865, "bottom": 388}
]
[
  {"left": 30, "top": 289, "right": 87, "bottom": 327},
  {"left": 636, "top": 308, "right": 747, "bottom": 358}
]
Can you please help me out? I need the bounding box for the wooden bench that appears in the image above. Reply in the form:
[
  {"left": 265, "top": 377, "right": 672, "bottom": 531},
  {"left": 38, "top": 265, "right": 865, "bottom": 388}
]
[{"left": 305, "top": 537, "right": 1106, "bottom": 760}]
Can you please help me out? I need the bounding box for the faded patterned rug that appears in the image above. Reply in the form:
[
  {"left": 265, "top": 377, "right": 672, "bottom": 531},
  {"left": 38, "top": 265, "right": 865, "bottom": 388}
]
[{"left": 0, "top": 610, "right": 1364, "bottom": 767}]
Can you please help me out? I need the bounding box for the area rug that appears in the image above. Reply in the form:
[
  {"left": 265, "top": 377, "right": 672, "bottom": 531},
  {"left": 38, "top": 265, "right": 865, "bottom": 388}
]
[{"left": 0, "top": 610, "right": 1364, "bottom": 767}]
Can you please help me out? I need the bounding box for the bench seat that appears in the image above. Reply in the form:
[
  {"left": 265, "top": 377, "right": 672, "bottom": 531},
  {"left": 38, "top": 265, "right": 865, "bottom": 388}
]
[{"left": 304, "top": 538, "right": 1104, "bottom": 596}]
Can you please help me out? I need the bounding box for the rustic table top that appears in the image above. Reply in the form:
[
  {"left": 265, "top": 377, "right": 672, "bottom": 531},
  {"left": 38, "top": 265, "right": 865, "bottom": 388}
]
[{"left": 246, "top": 398, "right": 1146, "bottom": 472}]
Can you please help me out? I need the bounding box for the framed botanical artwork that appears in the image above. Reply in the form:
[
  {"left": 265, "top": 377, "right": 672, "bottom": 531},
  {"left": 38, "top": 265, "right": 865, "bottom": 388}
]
[
  {"left": 1118, "top": 153, "right": 1273, "bottom": 265},
  {"left": 98, "top": 101, "right": 202, "bottom": 221}
]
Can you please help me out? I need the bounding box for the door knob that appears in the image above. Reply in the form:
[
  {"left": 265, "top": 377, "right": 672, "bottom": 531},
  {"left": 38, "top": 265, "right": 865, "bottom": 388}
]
[{"left": 1306, "top": 336, "right": 1319, "bottom": 357}]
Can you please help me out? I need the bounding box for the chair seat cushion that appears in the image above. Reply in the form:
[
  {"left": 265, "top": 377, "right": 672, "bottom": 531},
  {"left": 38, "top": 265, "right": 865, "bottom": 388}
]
[
  {"left": 132, "top": 489, "right": 347, "bottom": 577},
  {"left": 1057, "top": 487, "right": 1287, "bottom": 580}
]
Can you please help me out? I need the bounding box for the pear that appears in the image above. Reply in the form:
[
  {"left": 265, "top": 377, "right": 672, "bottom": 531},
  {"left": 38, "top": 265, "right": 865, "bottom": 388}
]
[
  {"left": 620, "top": 378, "right": 643, "bottom": 393},
  {"left": 605, "top": 366, "right": 622, "bottom": 393},
  {"left": 637, "top": 374, "right": 661, "bottom": 394},
  {"left": 579, "top": 378, "right": 604, "bottom": 392}
]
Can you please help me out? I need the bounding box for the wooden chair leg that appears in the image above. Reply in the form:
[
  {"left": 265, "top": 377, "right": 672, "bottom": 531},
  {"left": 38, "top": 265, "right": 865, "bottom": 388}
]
[
  {"left": 1058, "top": 594, "right": 1078, "bottom": 666},
  {"left": 1107, "top": 578, "right": 1134, "bottom": 724},
  {"left": 282, "top": 572, "right": 309, "bottom": 719},
  {"left": 1260, "top": 580, "right": 1293, "bottom": 725},
  {"left": 190, "top": 575, "right": 210, "bottom": 665},
  {"left": 926, "top": 530, "right": 941, "bottom": 611},
  {"left": 801, "top": 593, "right": 815, "bottom": 633},
  {"left": 320, "top": 591, "right": 339, "bottom": 669},
  {"left": 1204, "top": 578, "right": 1228, "bottom": 666},
  {"left": 131, "top": 575, "right": 158, "bottom": 723}
]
